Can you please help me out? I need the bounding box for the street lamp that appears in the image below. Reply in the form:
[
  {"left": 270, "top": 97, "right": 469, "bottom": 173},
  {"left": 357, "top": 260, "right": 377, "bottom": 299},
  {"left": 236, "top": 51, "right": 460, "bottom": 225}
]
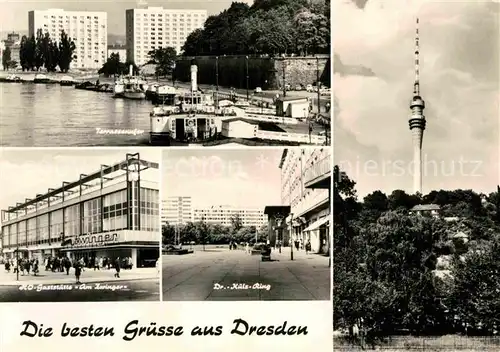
[
  {"left": 316, "top": 56, "right": 321, "bottom": 115},
  {"left": 215, "top": 56, "right": 219, "bottom": 110},
  {"left": 290, "top": 213, "right": 294, "bottom": 261},
  {"left": 245, "top": 55, "right": 249, "bottom": 101},
  {"left": 282, "top": 54, "right": 286, "bottom": 97},
  {"left": 16, "top": 230, "right": 19, "bottom": 281}
]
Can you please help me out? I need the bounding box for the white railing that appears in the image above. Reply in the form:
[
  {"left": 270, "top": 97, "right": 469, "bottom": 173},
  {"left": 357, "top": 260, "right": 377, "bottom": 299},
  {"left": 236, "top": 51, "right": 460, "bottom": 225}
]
[
  {"left": 255, "top": 131, "right": 326, "bottom": 145},
  {"left": 244, "top": 113, "right": 299, "bottom": 125}
]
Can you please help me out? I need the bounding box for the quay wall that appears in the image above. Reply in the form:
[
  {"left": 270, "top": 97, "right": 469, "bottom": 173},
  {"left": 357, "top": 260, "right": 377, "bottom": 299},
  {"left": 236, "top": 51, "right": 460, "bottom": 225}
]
[{"left": 173, "top": 56, "right": 330, "bottom": 90}]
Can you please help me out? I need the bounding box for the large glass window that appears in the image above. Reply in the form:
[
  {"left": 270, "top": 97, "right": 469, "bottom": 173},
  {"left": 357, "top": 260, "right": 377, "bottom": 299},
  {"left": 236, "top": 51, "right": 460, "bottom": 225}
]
[
  {"left": 27, "top": 218, "right": 36, "bottom": 245},
  {"left": 139, "top": 188, "right": 159, "bottom": 231},
  {"left": 9, "top": 223, "right": 17, "bottom": 247},
  {"left": 103, "top": 190, "right": 128, "bottom": 231},
  {"left": 64, "top": 204, "right": 80, "bottom": 238},
  {"left": 2, "top": 226, "right": 9, "bottom": 247},
  {"left": 50, "top": 209, "right": 63, "bottom": 241},
  {"left": 38, "top": 214, "right": 49, "bottom": 243},
  {"left": 83, "top": 198, "right": 102, "bottom": 234}
]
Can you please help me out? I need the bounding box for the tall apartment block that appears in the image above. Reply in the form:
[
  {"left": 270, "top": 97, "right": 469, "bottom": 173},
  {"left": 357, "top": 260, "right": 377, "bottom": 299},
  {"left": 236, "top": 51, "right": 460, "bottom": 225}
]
[
  {"left": 28, "top": 8, "right": 107, "bottom": 69},
  {"left": 162, "top": 196, "right": 193, "bottom": 226},
  {"left": 125, "top": 6, "right": 207, "bottom": 65}
]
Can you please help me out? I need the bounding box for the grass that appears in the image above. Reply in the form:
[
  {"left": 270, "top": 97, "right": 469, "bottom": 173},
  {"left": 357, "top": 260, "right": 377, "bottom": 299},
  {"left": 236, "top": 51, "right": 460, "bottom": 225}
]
[{"left": 333, "top": 335, "right": 500, "bottom": 351}]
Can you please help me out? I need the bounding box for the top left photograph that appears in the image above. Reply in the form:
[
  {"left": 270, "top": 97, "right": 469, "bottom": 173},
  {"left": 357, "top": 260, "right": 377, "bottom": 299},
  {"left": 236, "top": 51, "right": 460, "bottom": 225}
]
[{"left": 0, "top": 1, "right": 331, "bottom": 147}]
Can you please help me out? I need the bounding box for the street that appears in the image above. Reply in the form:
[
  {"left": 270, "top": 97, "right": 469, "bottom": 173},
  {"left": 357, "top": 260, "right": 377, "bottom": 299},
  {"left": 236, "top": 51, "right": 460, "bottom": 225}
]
[
  {"left": 162, "top": 246, "right": 330, "bottom": 301},
  {"left": 0, "top": 267, "right": 160, "bottom": 302}
]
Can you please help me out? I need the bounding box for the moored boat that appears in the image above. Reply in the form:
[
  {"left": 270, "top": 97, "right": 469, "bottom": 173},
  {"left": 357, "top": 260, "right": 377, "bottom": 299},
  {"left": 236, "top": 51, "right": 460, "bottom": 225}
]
[
  {"left": 59, "top": 75, "right": 75, "bottom": 86},
  {"left": 33, "top": 74, "right": 51, "bottom": 84},
  {"left": 5, "top": 74, "right": 21, "bottom": 83},
  {"left": 123, "top": 87, "right": 146, "bottom": 100}
]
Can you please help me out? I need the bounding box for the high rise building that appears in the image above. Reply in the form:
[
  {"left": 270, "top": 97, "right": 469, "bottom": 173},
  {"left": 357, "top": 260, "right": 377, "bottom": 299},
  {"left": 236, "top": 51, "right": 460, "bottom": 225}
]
[
  {"left": 28, "top": 9, "right": 108, "bottom": 69},
  {"left": 409, "top": 18, "right": 426, "bottom": 194},
  {"left": 193, "top": 206, "right": 267, "bottom": 228},
  {"left": 125, "top": 6, "right": 207, "bottom": 65},
  {"left": 162, "top": 196, "right": 193, "bottom": 225},
  {"left": 280, "top": 148, "right": 331, "bottom": 254}
]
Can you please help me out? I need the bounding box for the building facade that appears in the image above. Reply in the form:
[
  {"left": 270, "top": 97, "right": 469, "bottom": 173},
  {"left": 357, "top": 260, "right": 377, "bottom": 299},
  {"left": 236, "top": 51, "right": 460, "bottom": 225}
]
[
  {"left": 0, "top": 153, "right": 159, "bottom": 268},
  {"left": 107, "top": 44, "right": 127, "bottom": 62},
  {"left": 28, "top": 8, "right": 108, "bottom": 69},
  {"left": 280, "top": 148, "right": 331, "bottom": 254},
  {"left": 125, "top": 7, "right": 207, "bottom": 65},
  {"left": 193, "top": 205, "right": 267, "bottom": 228},
  {"left": 162, "top": 196, "right": 192, "bottom": 225}
]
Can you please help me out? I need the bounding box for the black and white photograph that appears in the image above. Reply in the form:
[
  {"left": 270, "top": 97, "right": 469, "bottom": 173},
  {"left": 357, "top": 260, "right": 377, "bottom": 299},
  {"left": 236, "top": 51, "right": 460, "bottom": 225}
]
[
  {"left": 0, "top": 149, "right": 161, "bottom": 302},
  {"left": 334, "top": 0, "right": 499, "bottom": 350},
  {"left": 0, "top": 0, "right": 331, "bottom": 147},
  {"left": 161, "top": 148, "right": 331, "bottom": 301}
]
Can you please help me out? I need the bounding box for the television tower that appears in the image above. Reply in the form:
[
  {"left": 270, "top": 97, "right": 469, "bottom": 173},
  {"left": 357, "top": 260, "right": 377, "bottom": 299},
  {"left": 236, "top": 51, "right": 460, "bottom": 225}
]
[{"left": 409, "top": 17, "right": 426, "bottom": 195}]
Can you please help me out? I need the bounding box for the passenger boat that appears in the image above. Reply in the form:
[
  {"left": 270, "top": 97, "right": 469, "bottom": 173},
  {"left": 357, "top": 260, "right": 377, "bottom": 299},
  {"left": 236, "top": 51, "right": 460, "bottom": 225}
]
[
  {"left": 33, "top": 74, "right": 51, "bottom": 84},
  {"left": 59, "top": 75, "right": 75, "bottom": 86},
  {"left": 5, "top": 74, "right": 21, "bottom": 82},
  {"left": 123, "top": 85, "right": 146, "bottom": 100}
]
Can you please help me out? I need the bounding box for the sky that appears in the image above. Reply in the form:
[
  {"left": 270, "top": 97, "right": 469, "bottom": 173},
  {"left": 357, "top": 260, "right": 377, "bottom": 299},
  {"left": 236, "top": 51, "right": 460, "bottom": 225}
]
[
  {"left": 0, "top": 0, "right": 252, "bottom": 35},
  {"left": 162, "top": 149, "right": 283, "bottom": 208},
  {"left": 335, "top": 0, "right": 499, "bottom": 198},
  {"left": 0, "top": 148, "right": 160, "bottom": 212}
]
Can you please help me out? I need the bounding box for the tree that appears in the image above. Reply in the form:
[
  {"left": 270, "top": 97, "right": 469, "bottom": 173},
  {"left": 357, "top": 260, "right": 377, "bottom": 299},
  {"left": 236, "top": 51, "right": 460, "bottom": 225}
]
[
  {"left": 147, "top": 47, "right": 177, "bottom": 77},
  {"left": 448, "top": 235, "right": 500, "bottom": 334},
  {"left": 162, "top": 223, "right": 176, "bottom": 245},
  {"left": 98, "top": 53, "right": 128, "bottom": 76},
  {"left": 57, "top": 30, "right": 76, "bottom": 72},
  {"left": 230, "top": 214, "right": 243, "bottom": 235},
  {"left": 2, "top": 47, "right": 11, "bottom": 70}
]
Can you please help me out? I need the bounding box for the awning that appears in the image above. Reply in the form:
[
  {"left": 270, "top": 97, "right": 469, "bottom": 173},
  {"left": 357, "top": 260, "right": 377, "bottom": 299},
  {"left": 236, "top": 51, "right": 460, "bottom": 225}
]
[{"left": 303, "top": 217, "right": 330, "bottom": 232}]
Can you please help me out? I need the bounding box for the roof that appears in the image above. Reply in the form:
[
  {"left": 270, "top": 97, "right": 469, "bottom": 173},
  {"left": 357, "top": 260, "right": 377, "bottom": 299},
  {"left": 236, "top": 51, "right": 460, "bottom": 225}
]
[
  {"left": 222, "top": 117, "right": 259, "bottom": 124},
  {"left": 264, "top": 206, "right": 291, "bottom": 216},
  {"left": 411, "top": 204, "right": 441, "bottom": 211},
  {"left": 277, "top": 96, "right": 309, "bottom": 102}
]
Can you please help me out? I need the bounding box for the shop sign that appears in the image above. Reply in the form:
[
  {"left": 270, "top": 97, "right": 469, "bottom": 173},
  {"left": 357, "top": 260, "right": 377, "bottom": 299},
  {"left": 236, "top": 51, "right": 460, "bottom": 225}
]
[{"left": 73, "top": 233, "right": 119, "bottom": 247}]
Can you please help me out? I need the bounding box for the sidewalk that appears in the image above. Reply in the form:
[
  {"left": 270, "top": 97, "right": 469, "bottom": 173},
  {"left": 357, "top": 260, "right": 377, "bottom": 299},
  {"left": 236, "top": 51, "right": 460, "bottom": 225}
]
[{"left": 0, "top": 267, "right": 158, "bottom": 286}]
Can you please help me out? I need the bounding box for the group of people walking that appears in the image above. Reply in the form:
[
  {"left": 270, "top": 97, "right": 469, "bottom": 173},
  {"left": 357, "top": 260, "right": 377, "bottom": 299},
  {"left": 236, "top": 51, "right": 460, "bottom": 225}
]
[
  {"left": 3, "top": 255, "right": 132, "bottom": 284},
  {"left": 4, "top": 258, "right": 40, "bottom": 276}
]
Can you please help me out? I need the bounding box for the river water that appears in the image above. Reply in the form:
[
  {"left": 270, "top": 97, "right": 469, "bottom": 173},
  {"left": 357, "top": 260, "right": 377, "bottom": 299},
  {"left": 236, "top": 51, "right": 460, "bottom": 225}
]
[{"left": 0, "top": 83, "right": 153, "bottom": 146}]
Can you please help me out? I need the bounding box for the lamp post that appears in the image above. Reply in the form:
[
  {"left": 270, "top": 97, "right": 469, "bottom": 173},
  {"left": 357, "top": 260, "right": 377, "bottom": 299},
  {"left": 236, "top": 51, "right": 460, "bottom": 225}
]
[
  {"left": 215, "top": 56, "right": 219, "bottom": 110},
  {"left": 290, "top": 213, "right": 294, "bottom": 261},
  {"left": 16, "top": 231, "right": 19, "bottom": 281},
  {"left": 245, "top": 55, "right": 249, "bottom": 101},
  {"left": 282, "top": 55, "right": 286, "bottom": 97},
  {"left": 316, "top": 56, "right": 321, "bottom": 115}
]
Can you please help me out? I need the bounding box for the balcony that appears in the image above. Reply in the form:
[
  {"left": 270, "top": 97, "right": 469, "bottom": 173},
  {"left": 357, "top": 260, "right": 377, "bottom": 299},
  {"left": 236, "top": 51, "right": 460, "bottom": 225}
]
[{"left": 304, "top": 154, "right": 331, "bottom": 189}]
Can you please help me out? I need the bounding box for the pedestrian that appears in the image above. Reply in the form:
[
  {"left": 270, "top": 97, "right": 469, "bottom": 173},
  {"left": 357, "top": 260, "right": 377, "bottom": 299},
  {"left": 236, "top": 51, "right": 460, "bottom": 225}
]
[
  {"left": 114, "top": 257, "right": 121, "bottom": 278},
  {"left": 74, "top": 259, "right": 82, "bottom": 284},
  {"left": 155, "top": 258, "right": 159, "bottom": 275},
  {"left": 305, "top": 240, "right": 311, "bottom": 255},
  {"left": 33, "top": 258, "right": 39, "bottom": 276},
  {"left": 64, "top": 258, "right": 72, "bottom": 275},
  {"left": 245, "top": 242, "right": 249, "bottom": 254},
  {"left": 4, "top": 260, "right": 10, "bottom": 273},
  {"left": 25, "top": 259, "right": 31, "bottom": 275},
  {"left": 98, "top": 257, "right": 103, "bottom": 270},
  {"left": 295, "top": 240, "right": 299, "bottom": 251}
]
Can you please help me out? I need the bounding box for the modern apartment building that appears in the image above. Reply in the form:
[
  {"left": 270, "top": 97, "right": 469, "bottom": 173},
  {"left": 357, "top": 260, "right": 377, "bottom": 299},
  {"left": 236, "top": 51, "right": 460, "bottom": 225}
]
[
  {"left": 162, "top": 196, "right": 193, "bottom": 225},
  {"left": 28, "top": 8, "right": 108, "bottom": 69},
  {"left": 193, "top": 206, "right": 267, "bottom": 228},
  {"left": 125, "top": 6, "right": 207, "bottom": 65},
  {"left": 280, "top": 148, "right": 331, "bottom": 254},
  {"left": 0, "top": 153, "right": 160, "bottom": 268},
  {"left": 107, "top": 44, "right": 127, "bottom": 62}
]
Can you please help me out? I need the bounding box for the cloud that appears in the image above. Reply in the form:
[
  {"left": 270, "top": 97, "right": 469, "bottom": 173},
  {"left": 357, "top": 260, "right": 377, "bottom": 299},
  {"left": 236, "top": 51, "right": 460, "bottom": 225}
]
[{"left": 334, "top": 0, "right": 499, "bottom": 197}]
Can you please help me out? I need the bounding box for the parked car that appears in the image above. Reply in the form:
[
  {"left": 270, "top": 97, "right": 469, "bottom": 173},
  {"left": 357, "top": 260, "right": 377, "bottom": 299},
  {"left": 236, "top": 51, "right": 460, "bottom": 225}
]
[
  {"left": 254, "top": 87, "right": 262, "bottom": 93},
  {"left": 285, "top": 83, "right": 291, "bottom": 91},
  {"left": 306, "top": 84, "right": 314, "bottom": 92},
  {"left": 295, "top": 84, "right": 303, "bottom": 91}
]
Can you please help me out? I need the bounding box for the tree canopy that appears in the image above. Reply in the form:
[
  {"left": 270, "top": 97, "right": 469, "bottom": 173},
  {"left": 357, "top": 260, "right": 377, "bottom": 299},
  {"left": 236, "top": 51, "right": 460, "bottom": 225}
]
[
  {"left": 181, "top": 0, "right": 330, "bottom": 56},
  {"left": 19, "top": 29, "right": 76, "bottom": 72},
  {"left": 334, "top": 164, "right": 500, "bottom": 341},
  {"left": 162, "top": 220, "right": 266, "bottom": 246},
  {"left": 147, "top": 47, "right": 177, "bottom": 77}
]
